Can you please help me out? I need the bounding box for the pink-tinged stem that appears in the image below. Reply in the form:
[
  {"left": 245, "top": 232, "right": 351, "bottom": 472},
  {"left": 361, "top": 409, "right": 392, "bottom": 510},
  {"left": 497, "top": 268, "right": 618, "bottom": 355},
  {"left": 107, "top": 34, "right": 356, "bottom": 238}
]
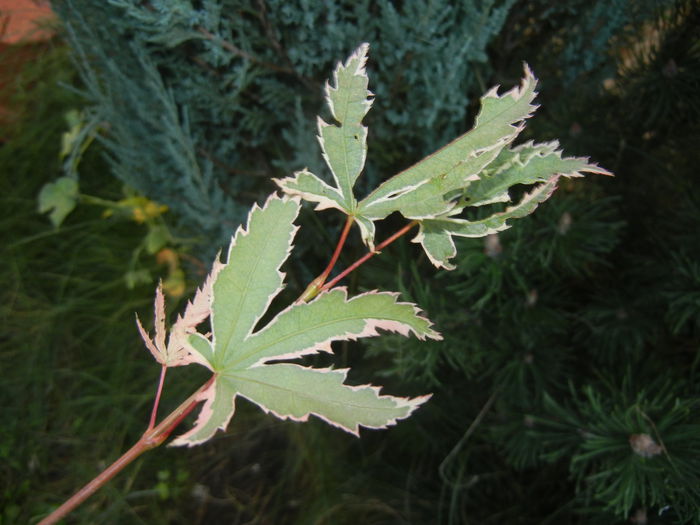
[
  {"left": 321, "top": 215, "right": 355, "bottom": 281},
  {"left": 321, "top": 220, "right": 419, "bottom": 292},
  {"left": 148, "top": 365, "right": 168, "bottom": 430},
  {"left": 38, "top": 375, "right": 215, "bottom": 525},
  {"left": 297, "top": 215, "right": 355, "bottom": 302}
]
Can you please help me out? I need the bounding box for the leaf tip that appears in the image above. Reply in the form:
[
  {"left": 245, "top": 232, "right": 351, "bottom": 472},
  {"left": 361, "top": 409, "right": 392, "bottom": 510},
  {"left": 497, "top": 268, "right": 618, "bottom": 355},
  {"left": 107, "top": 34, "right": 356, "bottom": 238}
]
[
  {"left": 588, "top": 162, "right": 614, "bottom": 177},
  {"left": 346, "top": 42, "right": 370, "bottom": 73},
  {"left": 521, "top": 62, "right": 537, "bottom": 87},
  {"left": 135, "top": 312, "right": 162, "bottom": 364}
]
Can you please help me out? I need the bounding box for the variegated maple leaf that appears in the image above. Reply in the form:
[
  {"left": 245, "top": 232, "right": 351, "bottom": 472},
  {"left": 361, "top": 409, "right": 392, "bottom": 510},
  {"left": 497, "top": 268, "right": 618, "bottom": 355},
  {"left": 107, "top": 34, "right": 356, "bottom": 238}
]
[
  {"left": 357, "top": 65, "right": 540, "bottom": 227},
  {"left": 354, "top": 64, "right": 610, "bottom": 268},
  {"left": 276, "top": 44, "right": 611, "bottom": 270},
  {"left": 159, "top": 195, "right": 441, "bottom": 446},
  {"left": 137, "top": 261, "right": 223, "bottom": 368},
  {"left": 274, "top": 43, "right": 373, "bottom": 239}
]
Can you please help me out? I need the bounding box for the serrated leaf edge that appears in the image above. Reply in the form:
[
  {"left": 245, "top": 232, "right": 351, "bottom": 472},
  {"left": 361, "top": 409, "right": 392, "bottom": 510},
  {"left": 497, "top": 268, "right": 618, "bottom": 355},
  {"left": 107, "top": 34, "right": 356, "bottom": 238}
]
[
  {"left": 273, "top": 169, "right": 345, "bottom": 212},
  {"left": 413, "top": 176, "right": 561, "bottom": 269},
  {"left": 206, "top": 194, "right": 301, "bottom": 367},
  {"left": 325, "top": 42, "right": 373, "bottom": 124},
  {"left": 358, "top": 63, "right": 539, "bottom": 224},
  {"left": 513, "top": 140, "right": 613, "bottom": 178},
  {"left": 237, "top": 364, "right": 432, "bottom": 436},
  {"left": 244, "top": 287, "right": 442, "bottom": 368}
]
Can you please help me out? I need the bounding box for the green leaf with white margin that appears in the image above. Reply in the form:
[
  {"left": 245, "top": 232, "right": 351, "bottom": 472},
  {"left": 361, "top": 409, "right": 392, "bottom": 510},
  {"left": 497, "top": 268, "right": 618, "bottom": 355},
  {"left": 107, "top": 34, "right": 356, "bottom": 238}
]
[
  {"left": 459, "top": 140, "right": 612, "bottom": 208},
  {"left": 170, "top": 194, "right": 440, "bottom": 446},
  {"left": 229, "top": 364, "right": 430, "bottom": 435},
  {"left": 38, "top": 176, "right": 79, "bottom": 227},
  {"left": 136, "top": 258, "right": 224, "bottom": 368},
  {"left": 412, "top": 139, "right": 613, "bottom": 270},
  {"left": 357, "top": 65, "right": 539, "bottom": 240},
  {"left": 415, "top": 176, "right": 561, "bottom": 270},
  {"left": 275, "top": 43, "right": 372, "bottom": 215}
]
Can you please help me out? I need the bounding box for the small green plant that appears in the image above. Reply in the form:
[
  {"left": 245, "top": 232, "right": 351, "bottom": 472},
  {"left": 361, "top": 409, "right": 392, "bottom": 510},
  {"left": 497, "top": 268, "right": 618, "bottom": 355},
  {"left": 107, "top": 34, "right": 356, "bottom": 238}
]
[
  {"left": 38, "top": 110, "right": 191, "bottom": 296},
  {"left": 39, "top": 43, "right": 608, "bottom": 523}
]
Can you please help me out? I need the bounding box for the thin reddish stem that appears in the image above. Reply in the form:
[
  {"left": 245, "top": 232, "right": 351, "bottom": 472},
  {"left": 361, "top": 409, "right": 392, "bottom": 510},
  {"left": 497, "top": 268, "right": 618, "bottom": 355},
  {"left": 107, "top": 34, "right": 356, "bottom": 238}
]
[
  {"left": 297, "top": 215, "right": 355, "bottom": 303},
  {"left": 148, "top": 365, "right": 168, "bottom": 430},
  {"left": 320, "top": 215, "right": 355, "bottom": 281},
  {"left": 38, "top": 375, "right": 215, "bottom": 525},
  {"left": 321, "top": 220, "right": 419, "bottom": 292}
]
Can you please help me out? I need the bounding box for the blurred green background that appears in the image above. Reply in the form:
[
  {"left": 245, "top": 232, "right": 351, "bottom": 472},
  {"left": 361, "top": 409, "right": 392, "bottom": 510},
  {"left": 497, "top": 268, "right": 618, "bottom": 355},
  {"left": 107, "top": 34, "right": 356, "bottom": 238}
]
[{"left": 2, "top": 1, "right": 700, "bottom": 523}]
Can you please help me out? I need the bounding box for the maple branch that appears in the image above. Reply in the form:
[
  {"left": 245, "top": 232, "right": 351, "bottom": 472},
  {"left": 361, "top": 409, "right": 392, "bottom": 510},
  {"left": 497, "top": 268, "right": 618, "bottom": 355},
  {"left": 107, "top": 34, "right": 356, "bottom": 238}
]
[
  {"left": 321, "top": 220, "right": 419, "bottom": 292},
  {"left": 38, "top": 375, "right": 215, "bottom": 525}
]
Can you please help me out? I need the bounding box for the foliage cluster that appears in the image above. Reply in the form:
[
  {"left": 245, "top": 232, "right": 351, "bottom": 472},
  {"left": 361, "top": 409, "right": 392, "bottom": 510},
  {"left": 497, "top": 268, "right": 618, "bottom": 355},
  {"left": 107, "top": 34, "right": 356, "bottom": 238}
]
[{"left": 3, "top": 1, "right": 700, "bottom": 524}]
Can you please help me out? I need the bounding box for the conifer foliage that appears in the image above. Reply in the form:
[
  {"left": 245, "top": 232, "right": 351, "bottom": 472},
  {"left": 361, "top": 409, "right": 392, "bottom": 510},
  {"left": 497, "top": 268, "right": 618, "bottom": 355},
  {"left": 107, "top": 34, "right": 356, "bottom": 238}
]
[{"left": 51, "top": 0, "right": 516, "bottom": 251}]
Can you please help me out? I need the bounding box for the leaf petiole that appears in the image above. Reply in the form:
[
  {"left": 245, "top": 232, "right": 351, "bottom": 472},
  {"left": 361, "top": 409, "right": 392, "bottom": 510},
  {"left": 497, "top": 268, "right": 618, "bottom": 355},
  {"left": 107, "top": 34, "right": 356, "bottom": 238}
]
[
  {"left": 148, "top": 365, "right": 168, "bottom": 430},
  {"left": 320, "top": 220, "right": 419, "bottom": 293},
  {"left": 321, "top": 215, "right": 355, "bottom": 281},
  {"left": 297, "top": 215, "right": 354, "bottom": 302}
]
